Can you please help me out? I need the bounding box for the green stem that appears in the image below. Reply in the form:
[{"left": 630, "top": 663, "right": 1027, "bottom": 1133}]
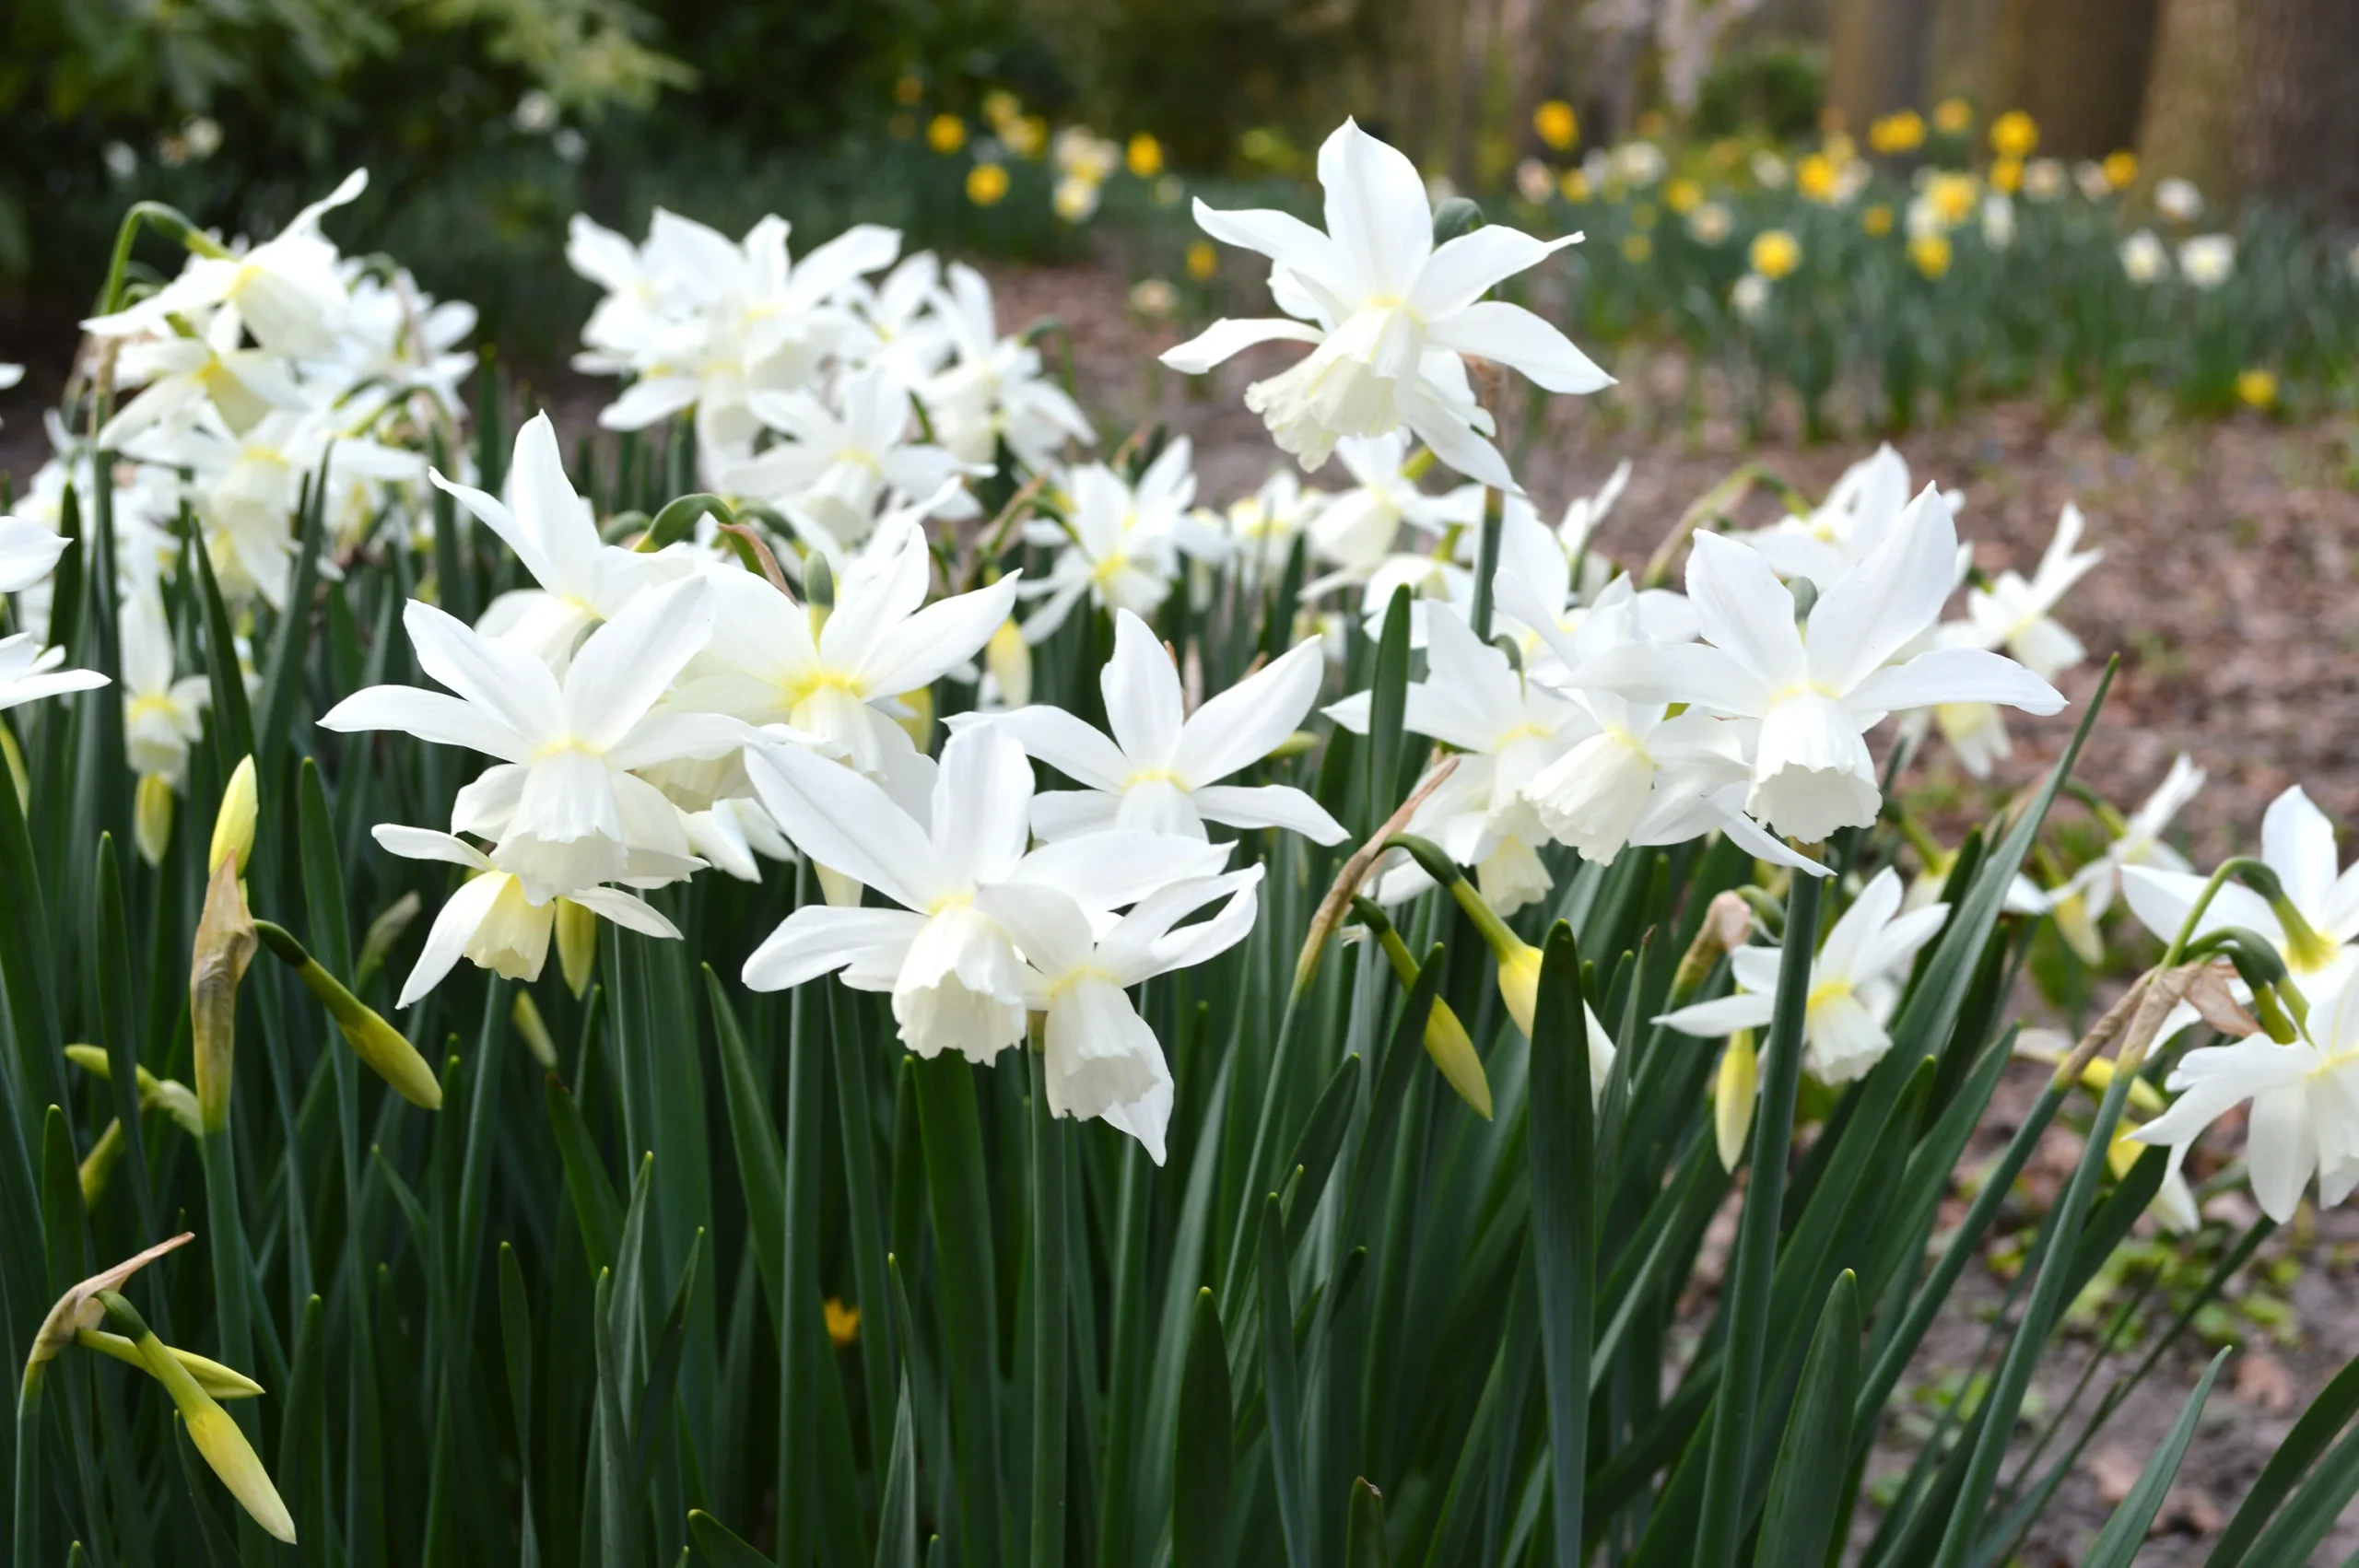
[
  {"left": 15, "top": 1363, "right": 41, "bottom": 1568},
  {"left": 2160, "top": 856, "right": 2271, "bottom": 966},
  {"left": 1470, "top": 486, "right": 1505, "bottom": 640},
  {"left": 1693, "top": 867, "right": 1821, "bottom": 1568},
  {"left": 1028, "top": 1042, "right": 1068, "bottom": 1568}
]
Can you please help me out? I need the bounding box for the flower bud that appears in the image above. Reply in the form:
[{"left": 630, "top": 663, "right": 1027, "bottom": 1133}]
[
  {"left": 1671, "top": 890, "right": 1753, "bottom": 1002},
  {"left": 208, "top": 755, "right": 257, "bottom": 877},
  {"left": 511, "top": 989, "right": 559, "bottom": 1071},
  {"left": 190, "top": 856, "right": 256, "bottom": 1133},
  {"left": 135, "top": 772, "right": 175, "bottom": 868},
  {"left": 556, "top": 897, "right": 598, "bottom": 997},
  {"left": 255, "top": 920, "right": 443, "bottom": 1110},
  {"left": 26, "top": 1234, "right": 194, "bottom": 1375},
  {"left": 75, "top": 1328, "right": 264, "bottom": 1399},
  {"left": 893, "top": 683, "right": 936, "bottom": 752},
  {"left": 78, "top": 1118, "right": 124, "bottom": 1207},
  {"left": 356, "top": 891, "right": 423, "bottom": 992},
  {"left": 1715, "top": 1030, "right": 1758, "bottom": 1171},
  {"left": 986, "top": 615, "right": 1032, "bottom": 708},
  {"left": 1359, "top": 905, "right": 1494, "bottom": 1119},
  {"left": 96, "top": 1290, "right": 295, "bottom": 1544}
]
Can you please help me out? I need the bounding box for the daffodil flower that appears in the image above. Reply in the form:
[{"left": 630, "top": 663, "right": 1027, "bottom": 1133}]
[
  {"left": 978, "top": 608, "right": 1346, "bottom": 845},
  {"left": 2064, "top": 753, "right": 2203, "bottom": 922},
  {"left": 922, "top": 262, "right": 1095, "bottom": 472},
  {"left": 323, "top": 577, "right": 751, "bottom": 901},
  {"left": 675, "top": 521, "right": 1019, "bottom": 778},
  {"left": 2124, "top": 784, "right": 2359, "bottom": 997},
  {"left": 1164, "top": 118, "right": 1609, "bottom": 487},
  {"left": 0, "top": 512, "right": 70, "bottom": 593},
  {"left": 1579, "top": 487, "right": 2064, "bottom": 842},
  {"left": 431, "top": 413, "right": 686, "bottom": 664},
  {"left": 742, "top": 724, "right": 1226, "bottom": 1061},
  {"left": 0, "top": 632, "right": 107, "bottom": 715},
  {"left": 1019, "top": 439, "right": 1221, "bottom": 642},
  {"left": 1657, "top": 867, "right": 1949, "bottom": 1083},
  {"left": 98, "top": 303, "right": 306, "bottom": 447},
  {"left": 730, "top": 363, "right": 982, "bottom": 545},
  {"left": 980, "top": 868, "right": 1263, "bottom": 1162}
]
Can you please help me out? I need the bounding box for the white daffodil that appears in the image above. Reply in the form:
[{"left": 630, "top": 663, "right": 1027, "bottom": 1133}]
[
  {"left": 980, "top": 608, "right": 1345, "bottom": 844},
  {"left": 0, "top": 514, "right": 69, "bottom": 594},
  {"left": 2131, "top": 970, "right": 2359, "bottom": 1224},
  {"left": 923, "top": 263, "right": 1095, "bottom": 473},
  {"left": 120, "top": 591, "right": 209, "bottom": 790},
  {"left": 322, "top": 577, "right": 748, "bottom": 901},
  {"left": 841, "top": 252, "right": 955, "bottom": 384},
  {"left": 370, "top": 826, "right": 680, "bottom": 1005},
  {"left": 98, "top": 305, "right": 307, "bottom": 448},
  {"left": 1492, "top": 503, "right": 1694, "bottom": 679},
  {"left": 675, "top": 521, "right": 1018, "bottom": 778},
  {"left": 1331, "top": 602, "right": 1583, "bottom": 912},
  {"left": 2064, "top": 753, "right": 2204, "bottom": 921},
  {"left": 1225, "top": 469, "right": 1327, "bottom": 587},
  {"left": 1659, "top": 868, "right": 1948, "bottom": 1083},
  {"left": 333, "top": 267, "right": 479, "bottom": 415},
  {"left": 1020, "top": 439, "right": 1219, "bottom": 642},
  {"left": 741, "top": 725, "right": 1227, "bottom": 1060},
  {"left": 2124, "top": 784, "right": 2359, "bottom": 998},
  {"left": 1301, "top": 433, "right": 1461, "bottom": 589},
  {"left": 85, "top": 171, "right": 367, "bottom": 359},
  {"left": 731, "top": 364, "right": 980, "bottom": 544},
  {"left": 434, "top": 412, "right": 683, "bottom": 663},
  {"left": 1930, "top": 508, "right": 2098, "bottom": 779},
  {"left": 1736, "top": 444, "right": 1931, "bottom": 589},
  {"left": 1579, "top": 488, "right": 2064, "bottom": 842},
  {"left": 982, "top": 869, "right": 1262, "bottom": 1163},
  {"left": 581, "top": 212, "right": 901, "bottom": 450},
  {"left": 1163, "top": 119, "right": 1609, "bottom": 487},
  {"left": 0, "top": 634, "right": 108, "bottom": 715}
]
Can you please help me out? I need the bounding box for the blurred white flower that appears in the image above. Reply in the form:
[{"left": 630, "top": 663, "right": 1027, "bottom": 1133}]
[
  {"left": 2155, "top": 177, "right": 2203, "bottom": 222},
  {"left": 1731, "top": 272, "right": 1770, "bottom": 320},
  {"left": 1020, "top": 439, "right": 1215, "bottom": 640},
  {"left": 0, "top": 634, "right": 107, "bottom": 716},
  {"left": 0, "top": 513, "right": 68, "bottom": 594},
  {"left": 732, "top": 364, "right": 980, "bottom": 544},
  {"left": 2120, "top": 229, "right": 2169, "bottom": 285},
  {"left": 1611, "top": 140, "right": 1668, "bottom": 187},
  {"left": 2177, "top": 234, "right": 2235, "bottom": 289},
  {"left": 2063, "top": 753, "right": 2203, "bottom": 922},
  {"left": 924, "top": 263, "right": 1096, "bottom": 473}
]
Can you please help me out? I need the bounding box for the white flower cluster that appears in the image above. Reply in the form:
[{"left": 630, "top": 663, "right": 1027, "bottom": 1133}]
[{"left": 2, "top": 171, "right": 477, "bottom": 863}]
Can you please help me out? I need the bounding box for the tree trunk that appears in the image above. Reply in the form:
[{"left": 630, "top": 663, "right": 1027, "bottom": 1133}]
[
  {"left": 1826, "top": 0, "right": 1933, "bottom": 135},
  {"left": 1983, "top": 0, "right": 2159, "bottom": 158},
  {"left": 2235, "top": 0, "right": 2359, "bottom": 222},
  {"left": 2138, "top": 0, "right": 2359, "bottom": 221}
]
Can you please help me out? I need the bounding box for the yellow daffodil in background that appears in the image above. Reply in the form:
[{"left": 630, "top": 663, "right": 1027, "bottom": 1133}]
[
  {"left": 1001, "top": 115, "right": 1046, "bottom": 159},
  {"left": 1862, "top": 203, "right": 1894, "bottom": 237},
  {"left": 966, "top": 161, "right": 1009, "bottom": 205},
  {"left": 1990, "top": 155, "right": 2024, "bottom": 194},
  {"left": 1621, "top": 233, "right": 1652, "bottom": 263},
  {"left": 1664, "top": 177, "right": 1703, "bottom": 214},
  {"left": 1126, "top": 132, "right": 1163, "bottom": 178},
  {"left": 1909, "top": 232, "right": 1954, "bottom": 279},
  {"left": 825, "top": 1298, "right": 862, "bottom": 1349},
  {"left": 1533, "top": 99, "right": 1579, "bottom": 151},
  {"left": 1934, "top": 96, "right": 1974, "bottom": 135},
  {"left": 1749, "top": 228, "right": 1801, "bottom": 279},
  {"left": 1184, "top": 239, "right": 1217, "bottom": 279},
  {"left": 926, "top": 113, "right": 967, "bottom": 155},
  {"left": 981, "top": 89, "right": 1020, "bottom": 129},
  {"left": 1796, "top": 152, "right": 1838, "bottom": 203},
  {"left": 1925, "top": 170, "right": 1978, "bottom": 227},
  {"left": 1990, "top": 110, "right": 2037, "bottom": 158},
  {"left": 1559, "top": 168, "right": 1591, "bottom": 203},
  {"left": 1869, "top": 110, "right": 1925, "bottom": 154},
  {"left": 2104, "top": 149, "right": 2139, "bottom": 189},
  {"left": 2237, "top": 369, "right": 2279, "bottom": 409}
]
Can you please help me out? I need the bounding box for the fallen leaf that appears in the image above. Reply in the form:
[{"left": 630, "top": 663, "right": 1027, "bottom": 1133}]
[
  {"left": 2235, "top": 1351, "right": 2296, "bottom": 1414},
  {"left": 2087, "top": 1443, "right": 2142, "bottom": 1506}
]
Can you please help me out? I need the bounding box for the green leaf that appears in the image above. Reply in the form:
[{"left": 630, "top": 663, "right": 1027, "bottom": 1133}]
[
  {"left": 1693, "top": 871, "right": 1822, "bottom": 1568},
  {"left": 702, "top": 969, "right": 785, "bottom": 1318},
  {"left": 2082, "top": 1348, "right": 2229, "bottom": 1568},
  {"left": 1258, "top": 1194, "right": 1310, "bottom": 1567},
  {"left": 2208, "top": 1340, "right": 2359, "bottom": 1568},
  {"left": 1029, "top": 1049, "right": 1069, "bottom": 1568},
  {"left": 253, "top": 470, "right": 325, "bottom": 780},
  {"left": 1363, "top": 585, "right": 1414, "bottom": 834},
  {"left": 499, "top": 1243, "right": 541, "bottom": 1562},
  {"left": 687, "top": 1508, "right": 771, "bottom": 1568},
  {"left": 187, "top": 523, "right": 256, "bottom": 777},
  {"left": 1280, "top": 1049, "right": 1363, "bottom": 1253},
  {"left": 1346, "top": 1477, "right": 1392, "bottom": 1568},
  {"left": 630, "top": 1233, "right": 702, "bottom": 1498},
  {"left": 1526, "top": 921, "right": 1592, "bottom": 1568},
  {"left": 41, "top": 1104, "right": 88, "bottom": 1295},
  {"left": 876, "top": 1376, "right": 920, "bottom": 1568},
  {"left": 546, "top": 1072, "right": 624, "bottom": 1278},
  {"left": 1753, "top": 1271, "right": 1859, "bottom": 1568},
  {"left": 1172, "top": 1289, "right": 1233, "bottom": 1568},
  {"left": 912, "top": 1052, "right": 1006, "bottom": 1568}
]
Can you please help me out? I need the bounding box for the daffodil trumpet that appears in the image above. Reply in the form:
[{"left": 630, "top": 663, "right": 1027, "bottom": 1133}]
[{"left": 252, "top": 919, "right": 443, "bottom": 1109}]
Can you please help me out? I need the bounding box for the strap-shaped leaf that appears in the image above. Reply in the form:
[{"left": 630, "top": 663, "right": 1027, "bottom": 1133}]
[
  {"left": 2083, "top": 1349, "right": 2230, "bottom": 1568},
  {"left": 1754, "top": 1271, "right": 1860, "bottom": 1568},
  {"left": 1346, "top": 1477, "right": 1393, "bottom": 1568},
  {"left": 1259, "top": 1194, "right": 1311, "bottom": 1566},
  {"left": 1528, "top": 921, "right": 1593, "bottom": 1566},
  {"left": 1172, "top": 1289, "right": 1233, "bottom": 1568}
]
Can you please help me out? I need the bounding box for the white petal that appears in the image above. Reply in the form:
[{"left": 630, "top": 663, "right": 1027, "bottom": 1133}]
[
  {"left": 566, "top": 885, "right": 683, "bottom": 940},
  {"left": 744, "top": 743, "right": 945, "bottom": 911},
  {"left": 370, "top": 825, "right": 493, "bottom": 871},
  {"left": 860, "top": 573, "right": 1024, "bottom": 696},
  {"left": 1656, "top": 993, "right": 1777, "bottom": 1036},
  {"left": 1411, "top": 229, "right": 1579, "bottom": 320},
  {"left": 1318, "top": 118, "right": 1432, "bottom": 299},
  {"left": 1687, "top": 532, "right": 1806, "bottom": 690},
  {"left": 1190, "top": 784, "right": 1348, "bottom": 845},
  {"left": 1171, "top": 638, "right": 1325, "bottom": 787},
  {"left": 563, "top": 577, "right": 715, "bottom": 751},
  {"left": 743, "top": 906, "right": 924, "bottom": 991},
  {"left": 1576, "top": 641, "right": 1771, "bottom": 715},
  {"left": 985, "top": 707, "right": 1133, "bottom": 791},
  {"left": 972, "top": 881, "right": 1096, "bottom": 980},
  {"left": 1102, "top": 611, "right": 1185, "bottom": 768},
  {"left": 2247, "top": 1082, "right": 2318, "bottom": 1223},
  {"left": 1802, "top": 486, "right": 1962, "bottom": 692},
  {"left": 1846, "top": 648, "right": 2064, "bottom": 720},
  {"left": 931, "top": 725, "right": 1035, "bottom": 887},
  {"left": 2263, "top": 785, "right": 2340, "bottom": 924},
  {"left": 1426, "top": 298, "right": 1611, "bottom": 393},
  {"left": 1007, "top": 830, "right": 1229, "bottom": 912},
  {"left": 318, "top": 685, "right": 531, "bottom": 762},
  {"left": 1188, "top": 199, "right": 1344, "bottom": 293},
  {"left": 399, "top": 873, "right": 505, "bottom": 1008},
  {"left": 1161, "top": 318, "right": 1324, "bottom": 375},
  {"left": 402, "top": 597, "right": 565, "bottom": 745}
]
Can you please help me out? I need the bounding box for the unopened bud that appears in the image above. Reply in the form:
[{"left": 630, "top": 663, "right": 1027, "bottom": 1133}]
[
  {"left": 79, "top": 1119, "right": 124, "bottom": 1207},
  {"left": 893, "top": 684, "right": 936, "bottom": 752},
  {"left": 209, "top": 755, "right": 257, "bottom": 876},
  {"left": 1672, "top": 890, "right": 1753, "bottom": 1000},
  {"left": 190, "top": 857, "right": 255, "bottom": 1133},
  {"left": 986, "top": 616, "right": 1032, "bottom": 708},
  {"left": 511, "top": 989, "right": 558, "bottom": 1071},
  {"left": 135, "top": 773, "right": 175, "bottom": 868},
  {"left": 1715, "top": 1030, "right": 1758, "bottom": 1171},
  {"left": 556, "top": 897, "right": 598, "bottom": 997},
  {"left": 253, "top": 920, "right": 442, "bottom": 1110},
  {"left": 26, "top": 1234, "right": 194, "bottom": 1375},
  {"left": 75, "top": 1328, "right": 264, "bottom": 1399},
  {"left": 96, "top": 1290, "right": 295, "bottom": 1544}
]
